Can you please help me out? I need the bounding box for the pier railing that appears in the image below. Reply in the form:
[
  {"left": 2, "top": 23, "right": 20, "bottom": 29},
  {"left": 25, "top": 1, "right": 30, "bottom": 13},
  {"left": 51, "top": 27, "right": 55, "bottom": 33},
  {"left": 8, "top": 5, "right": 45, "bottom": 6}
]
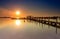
[{"left": 27, "top": 16, "right": 60, "bottom": 28}]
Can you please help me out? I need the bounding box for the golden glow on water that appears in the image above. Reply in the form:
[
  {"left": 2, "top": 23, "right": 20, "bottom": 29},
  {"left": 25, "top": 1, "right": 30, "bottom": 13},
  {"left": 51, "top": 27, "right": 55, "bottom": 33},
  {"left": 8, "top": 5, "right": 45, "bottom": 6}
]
[
  {"left": 15, "top": 20, "right": 21, "bottom": 26},
  {"left": 14, "top": 19, "right": 25, "bottom": 30}
]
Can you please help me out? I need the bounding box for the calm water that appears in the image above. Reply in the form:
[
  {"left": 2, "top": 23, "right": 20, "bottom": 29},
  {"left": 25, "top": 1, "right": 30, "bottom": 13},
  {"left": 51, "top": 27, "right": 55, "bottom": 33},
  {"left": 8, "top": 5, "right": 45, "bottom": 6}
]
[{"left": 0, "top": 18, "right": 60, "bottom": 39}]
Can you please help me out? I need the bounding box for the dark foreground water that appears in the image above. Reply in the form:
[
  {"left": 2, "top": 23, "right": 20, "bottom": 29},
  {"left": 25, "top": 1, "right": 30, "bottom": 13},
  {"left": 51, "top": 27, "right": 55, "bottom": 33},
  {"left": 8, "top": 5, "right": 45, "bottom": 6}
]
[{"left": 0, "top": 18, "right": 60, "bottom": 39}]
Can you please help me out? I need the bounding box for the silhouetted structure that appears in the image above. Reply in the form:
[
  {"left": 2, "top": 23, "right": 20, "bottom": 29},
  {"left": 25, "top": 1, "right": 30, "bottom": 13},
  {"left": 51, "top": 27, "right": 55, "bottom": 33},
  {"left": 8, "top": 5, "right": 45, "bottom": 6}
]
[{"left": 27, "top": 16, "right": 60, "bottom": 28}]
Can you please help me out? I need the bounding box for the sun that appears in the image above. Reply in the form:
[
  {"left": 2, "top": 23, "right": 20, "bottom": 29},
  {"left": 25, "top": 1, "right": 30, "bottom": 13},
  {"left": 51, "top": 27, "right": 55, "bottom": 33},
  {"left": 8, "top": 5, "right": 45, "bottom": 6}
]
[{"left": 16, "top": 11, "right": 20, "bottom": 15}]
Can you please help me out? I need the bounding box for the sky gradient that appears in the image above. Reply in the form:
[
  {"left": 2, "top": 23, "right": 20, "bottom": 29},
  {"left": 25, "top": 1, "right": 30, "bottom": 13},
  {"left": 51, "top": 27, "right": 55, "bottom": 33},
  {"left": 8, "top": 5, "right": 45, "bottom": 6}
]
[{"left": 0, "top": 0, "right": 60, "bottom": 17}]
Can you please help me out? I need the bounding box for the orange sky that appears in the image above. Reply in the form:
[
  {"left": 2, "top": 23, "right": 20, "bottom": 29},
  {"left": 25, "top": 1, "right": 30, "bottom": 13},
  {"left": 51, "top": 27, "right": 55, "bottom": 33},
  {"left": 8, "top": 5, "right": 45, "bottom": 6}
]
[
  {"left": 0, "top": 0, "right": 60, "bottom": 18},
  {"left": 0, "top": 7, "right": 60, "bottom": 18}
]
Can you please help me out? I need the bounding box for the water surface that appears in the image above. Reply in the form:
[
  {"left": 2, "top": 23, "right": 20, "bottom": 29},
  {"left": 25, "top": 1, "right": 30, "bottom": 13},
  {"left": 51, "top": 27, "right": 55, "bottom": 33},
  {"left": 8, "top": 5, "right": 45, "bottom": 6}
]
[{"left": 0, "top": 18, "right": 60, "bottom": 39}]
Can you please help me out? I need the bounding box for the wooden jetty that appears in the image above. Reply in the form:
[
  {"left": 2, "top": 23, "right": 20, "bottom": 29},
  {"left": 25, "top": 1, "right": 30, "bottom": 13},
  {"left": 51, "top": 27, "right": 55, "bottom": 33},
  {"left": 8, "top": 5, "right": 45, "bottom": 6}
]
[
  {"left": 0, "top": 16, "right": 60, "bottom": 28},
  {"left": 27, "top": 16, "right": 60, "bottom": 28}
]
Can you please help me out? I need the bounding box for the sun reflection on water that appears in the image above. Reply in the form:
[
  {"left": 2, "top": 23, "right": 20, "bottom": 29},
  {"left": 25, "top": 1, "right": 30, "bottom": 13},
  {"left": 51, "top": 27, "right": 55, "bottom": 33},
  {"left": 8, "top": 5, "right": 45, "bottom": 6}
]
[
  {"left": 14, "top": 19, "right": 24, "bottom": 30},
  {"left": 15, "top": 20, "right": 21, "bottom": 26}
]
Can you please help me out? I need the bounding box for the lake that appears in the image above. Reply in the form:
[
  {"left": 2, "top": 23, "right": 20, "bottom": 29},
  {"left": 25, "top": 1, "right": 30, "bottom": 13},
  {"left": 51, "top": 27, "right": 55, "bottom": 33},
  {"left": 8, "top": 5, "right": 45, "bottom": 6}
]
[{"left": 0, "top": 18, "right": 60, "bottom": 39}]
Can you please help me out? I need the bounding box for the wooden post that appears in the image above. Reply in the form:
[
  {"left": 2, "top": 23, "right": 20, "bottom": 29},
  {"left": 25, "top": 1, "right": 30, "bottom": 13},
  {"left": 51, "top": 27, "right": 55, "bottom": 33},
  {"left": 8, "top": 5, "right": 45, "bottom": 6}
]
[
  {"left": 56, "top": 17, "right": 58, "bottom": 34},
  {"left": 48, "top": 17, "right": 50, "bottom": 28}
]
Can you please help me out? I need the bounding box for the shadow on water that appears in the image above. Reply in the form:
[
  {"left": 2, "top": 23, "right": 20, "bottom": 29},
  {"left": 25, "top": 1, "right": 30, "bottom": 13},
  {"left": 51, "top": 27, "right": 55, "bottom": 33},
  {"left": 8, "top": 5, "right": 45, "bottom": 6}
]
[
  {"left": 9, "top": 18, "right": 59, "bottom": 35},
  {"left": 27, "top": 19, "right": 59, "bottom": 34},
  {"left": 0, "top": 18, "right": 59, "bottom": 34}
]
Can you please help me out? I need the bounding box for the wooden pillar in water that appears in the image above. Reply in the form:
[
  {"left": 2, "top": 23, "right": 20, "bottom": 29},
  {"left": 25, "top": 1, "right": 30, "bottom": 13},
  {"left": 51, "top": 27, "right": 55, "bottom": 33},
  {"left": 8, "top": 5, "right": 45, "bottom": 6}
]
[
  {"left": 42, "top": 17, "right": 44, "bottom": 28},
  {"left": 56, "top": 17, "right": 58, "bottom": 34},
  {"left": 38, "top": 17, "right": 41, "bottom": 26},
  {"left": 48, "top": 17, "right": 50, "bottom": 28}
]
